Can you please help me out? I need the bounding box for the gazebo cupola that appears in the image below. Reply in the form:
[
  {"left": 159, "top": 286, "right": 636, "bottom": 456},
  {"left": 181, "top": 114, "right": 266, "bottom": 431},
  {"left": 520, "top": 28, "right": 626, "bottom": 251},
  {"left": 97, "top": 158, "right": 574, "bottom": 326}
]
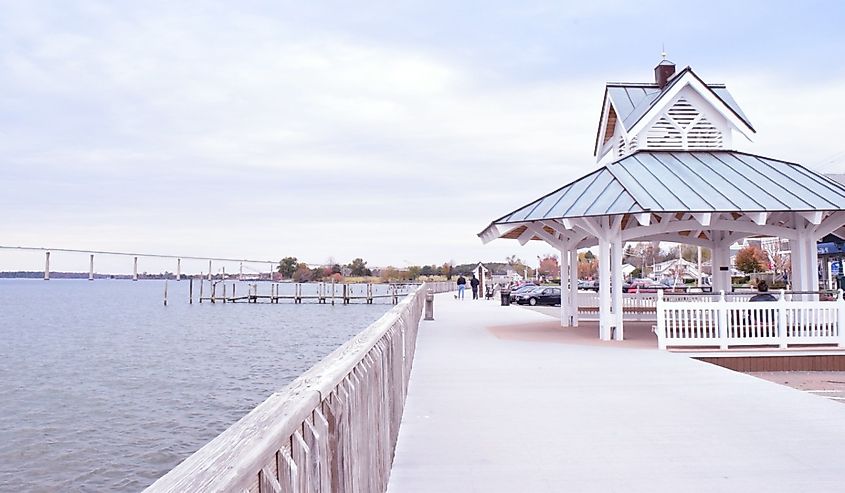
[{"left": 594, "top": 57, "right": 756, "bottom": 162}]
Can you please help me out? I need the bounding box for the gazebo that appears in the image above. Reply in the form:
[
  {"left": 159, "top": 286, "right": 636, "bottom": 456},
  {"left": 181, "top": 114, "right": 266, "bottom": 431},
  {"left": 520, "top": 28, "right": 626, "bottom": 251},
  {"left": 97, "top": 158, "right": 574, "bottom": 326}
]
[{"left": 479, "top": 58, "right": 845, "bottom": 342}]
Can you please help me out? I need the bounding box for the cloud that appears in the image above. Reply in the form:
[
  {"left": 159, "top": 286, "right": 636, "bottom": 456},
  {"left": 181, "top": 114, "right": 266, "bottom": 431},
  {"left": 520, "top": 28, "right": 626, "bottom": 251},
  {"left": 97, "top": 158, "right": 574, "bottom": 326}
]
[{"left": 1, "top": 2, "right": 843, "bottom": 272}]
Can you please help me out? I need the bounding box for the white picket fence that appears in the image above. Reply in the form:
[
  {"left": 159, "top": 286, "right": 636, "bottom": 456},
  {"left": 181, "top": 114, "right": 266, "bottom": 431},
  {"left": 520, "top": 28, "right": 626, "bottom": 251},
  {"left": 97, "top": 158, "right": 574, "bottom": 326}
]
[{"left": 654, "top": 289, "right": 845, "bottom": 350}]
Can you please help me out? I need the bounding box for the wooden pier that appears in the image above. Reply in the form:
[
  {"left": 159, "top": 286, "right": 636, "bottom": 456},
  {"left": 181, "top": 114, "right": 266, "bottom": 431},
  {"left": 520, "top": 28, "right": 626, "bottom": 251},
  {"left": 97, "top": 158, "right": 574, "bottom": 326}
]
[{"left": 196, "top": 280, "right": 410, "bottom": 305}]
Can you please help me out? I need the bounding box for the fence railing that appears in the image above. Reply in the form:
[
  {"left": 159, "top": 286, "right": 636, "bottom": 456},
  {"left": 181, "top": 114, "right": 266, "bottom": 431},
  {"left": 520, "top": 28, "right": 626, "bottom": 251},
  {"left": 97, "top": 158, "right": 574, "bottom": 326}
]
[
  {"left": 655, "top": 289, "right": 845, "bottom": 350},
  {"left": 144, "top": 281, "right": 453, "bottom": 493}
]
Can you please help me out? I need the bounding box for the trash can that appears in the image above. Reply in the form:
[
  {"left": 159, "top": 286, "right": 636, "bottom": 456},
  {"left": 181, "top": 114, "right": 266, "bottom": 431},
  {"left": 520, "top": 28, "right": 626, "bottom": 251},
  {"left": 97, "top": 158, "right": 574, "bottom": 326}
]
[{"left": 500, "top": 290, "right": 511, "bottom": 306}]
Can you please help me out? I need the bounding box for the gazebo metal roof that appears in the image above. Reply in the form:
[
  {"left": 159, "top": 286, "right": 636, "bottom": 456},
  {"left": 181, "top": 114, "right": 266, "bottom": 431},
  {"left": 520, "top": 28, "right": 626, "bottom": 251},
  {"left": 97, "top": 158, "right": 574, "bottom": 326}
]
[{"left": 486, "top": 150, "right": 845, "bottom": 228}]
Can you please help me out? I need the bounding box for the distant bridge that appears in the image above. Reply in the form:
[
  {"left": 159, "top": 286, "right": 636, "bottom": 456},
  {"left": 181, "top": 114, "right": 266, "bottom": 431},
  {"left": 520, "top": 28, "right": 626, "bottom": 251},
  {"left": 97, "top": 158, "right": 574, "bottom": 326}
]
[{"left": 0, "top": 245, "right": 319, "bottom": 281}]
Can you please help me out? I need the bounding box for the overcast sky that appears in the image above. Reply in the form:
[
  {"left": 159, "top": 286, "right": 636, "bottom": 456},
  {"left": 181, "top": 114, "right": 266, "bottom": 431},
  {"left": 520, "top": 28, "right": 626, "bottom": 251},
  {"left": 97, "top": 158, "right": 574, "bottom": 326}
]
[{"left": 2, "top": 1, "right": 844, "bottom": 273}]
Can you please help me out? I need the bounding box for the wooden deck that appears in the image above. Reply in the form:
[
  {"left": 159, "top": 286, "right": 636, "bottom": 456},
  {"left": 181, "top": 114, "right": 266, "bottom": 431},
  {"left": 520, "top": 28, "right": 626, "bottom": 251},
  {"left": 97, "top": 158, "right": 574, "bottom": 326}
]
[{"left": 387, "top": 293, "right": 845, "bottom": 492}]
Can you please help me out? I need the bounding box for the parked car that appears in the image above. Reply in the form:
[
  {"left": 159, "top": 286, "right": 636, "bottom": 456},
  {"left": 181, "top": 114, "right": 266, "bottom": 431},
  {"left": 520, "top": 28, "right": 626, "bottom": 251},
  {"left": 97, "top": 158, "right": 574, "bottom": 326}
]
[
  {"left": 659, "top": 278, "right": 689, "bottom": 292},
  {"left": 626, "top": 279, "right": 667, "bottom": 293},
  {"left": 507, "top": 283, "right": 538, "bottom": 302},
  {"left": 577, "top": 280, "right": 593, "bottom": 291},
  {"left": 515, "top": 287, "right": 561, "bottom": 306},
  {"left": 579, "top": 280, "right": 599, "bottom": 291}
]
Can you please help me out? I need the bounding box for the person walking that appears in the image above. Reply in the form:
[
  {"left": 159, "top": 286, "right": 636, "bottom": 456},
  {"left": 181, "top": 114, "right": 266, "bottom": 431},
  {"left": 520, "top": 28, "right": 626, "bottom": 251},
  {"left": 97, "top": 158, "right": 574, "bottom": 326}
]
[
  {"left": 470, "top": 274, "right": 480, "bottom": 300},
  {"left": 456, "top": 274, "right": 466, "bottom": 299},
  {"left": 749, "top": 280, "right": 777, "bottom": 302}
]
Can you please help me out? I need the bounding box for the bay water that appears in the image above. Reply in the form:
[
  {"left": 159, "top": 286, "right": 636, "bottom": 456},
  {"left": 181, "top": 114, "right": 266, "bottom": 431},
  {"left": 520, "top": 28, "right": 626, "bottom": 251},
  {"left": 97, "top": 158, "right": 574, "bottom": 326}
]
[{"left": 0, "top": 279, "right": 398, "bottom": 492}]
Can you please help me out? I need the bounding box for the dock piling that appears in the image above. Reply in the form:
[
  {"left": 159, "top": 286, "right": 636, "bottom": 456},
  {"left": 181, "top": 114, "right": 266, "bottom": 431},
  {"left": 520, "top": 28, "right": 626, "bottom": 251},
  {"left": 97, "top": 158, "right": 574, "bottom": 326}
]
[
  {"left": 44, "top": 251, "right": 50, "bottom": 281},
  {"left": 189, "top": 278, "right": 193, "bottom": 304},
  {"left": 164, "top": 280, "right": 168, "bottom": 306},
  {"left": 133, "top": 256, "right": 138, "bottom": 281},
  {"left": 89, "top": 254, "right": 94, "bottom": 281}
]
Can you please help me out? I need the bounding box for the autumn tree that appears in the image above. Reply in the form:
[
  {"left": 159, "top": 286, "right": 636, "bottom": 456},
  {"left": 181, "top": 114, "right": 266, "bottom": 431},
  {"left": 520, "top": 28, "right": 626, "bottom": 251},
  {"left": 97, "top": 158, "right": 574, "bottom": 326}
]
[
  {"left": 278, "top": 257, "right": 298, "bottom": 279},
  {"left": 293, "top": 262, "right": 313, "bottom": 282},
  {"left": 407, "top": 265, "right": 422, "bottom": 280},
  {"left": 735, "top": 245, "right": 769, "bottom": 273},
  {"left": 380, "top": 266, "right": 401, "bottom": 282},
  {"left": 441, "top": 261, "right": 454, "bottom": 280},
  {"left": 578, "top": 251, "right": 597, "bottom": 279},
  {"left": 538, "top": 254, "right": 560, "bottom": 277}
]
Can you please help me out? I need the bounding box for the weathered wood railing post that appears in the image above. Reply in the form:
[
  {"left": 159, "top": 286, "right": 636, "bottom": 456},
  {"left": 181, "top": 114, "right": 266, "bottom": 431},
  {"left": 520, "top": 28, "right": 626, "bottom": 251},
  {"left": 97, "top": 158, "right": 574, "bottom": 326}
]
[{"left": 198, "top": 279, "right": 204, "bottom": 303}]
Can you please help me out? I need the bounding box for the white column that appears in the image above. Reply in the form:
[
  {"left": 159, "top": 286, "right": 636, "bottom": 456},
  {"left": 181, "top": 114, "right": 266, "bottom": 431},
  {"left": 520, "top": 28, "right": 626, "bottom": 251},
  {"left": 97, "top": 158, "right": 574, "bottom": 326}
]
[
  {"left": 719, "top": 242, "right": 732, "bottom": 293},
  {"left": 612, "top": 235, "right": 624, "bottom": 340},
  {"left": 569, "top": 249, "right": 579, "bottom": 327},
  {"left": 809, "top": 234, "right": 820, "bottom": 293},
  {"left": 89, "top": 254, "right": 94, "bottom": 281},
  {"left": 176, "top": 258, "right": 182, "bottom": 281},
  {"left": 133, "top": 256, "right": 138, "bottom": 281},
  {"left": 44, "top": 251, "right": 50, "bottom": 281},
  {"left": 697, "top": 246, "right": 703, "bottom": 287},
  {"left": 711, "top": 234, "right": 731, "bottom": 295},
  {"left": 791, "top": 233, "right": 805, "bottom": 297},
  {"left": 599, "top": 238, "right": 611, "bottom": 340},
  {"left": 560, "top": 248, "right": 570, "bottom": 327},
  {"left": 710, "top": 242, "right": 720, "bottom": 292}
]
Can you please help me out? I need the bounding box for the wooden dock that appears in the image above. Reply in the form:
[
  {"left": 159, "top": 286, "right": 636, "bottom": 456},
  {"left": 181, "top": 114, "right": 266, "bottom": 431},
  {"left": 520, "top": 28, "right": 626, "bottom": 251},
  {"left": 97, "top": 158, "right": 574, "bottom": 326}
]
[{"left": 194, "top": 280, "right": 413, "bottom": 305}]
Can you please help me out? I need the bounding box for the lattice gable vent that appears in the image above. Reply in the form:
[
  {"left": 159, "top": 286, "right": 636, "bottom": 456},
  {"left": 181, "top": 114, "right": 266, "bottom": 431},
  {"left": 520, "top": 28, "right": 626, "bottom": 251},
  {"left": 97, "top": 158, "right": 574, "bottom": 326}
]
[{"left": 644, "top": 98, "right": 723, "bottom": 150}]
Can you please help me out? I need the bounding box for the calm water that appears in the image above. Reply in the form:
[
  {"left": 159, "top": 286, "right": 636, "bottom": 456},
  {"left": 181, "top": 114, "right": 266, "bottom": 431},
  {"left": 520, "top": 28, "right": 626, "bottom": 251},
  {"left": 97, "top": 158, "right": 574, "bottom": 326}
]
[{"left": 0, "top": 280, "right": 397, "bottom": 492}]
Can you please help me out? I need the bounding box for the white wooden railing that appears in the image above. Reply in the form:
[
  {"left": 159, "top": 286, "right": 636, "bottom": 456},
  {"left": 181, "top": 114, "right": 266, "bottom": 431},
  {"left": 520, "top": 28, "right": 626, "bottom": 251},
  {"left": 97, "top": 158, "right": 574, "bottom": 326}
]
[
  {"left": 145, "top": 281, "right": 452, "bottom": 493},
  {"left": 655, "top": 289, "right": 845, "bottom": 350},
  {"left": 576, "top": 291, "right": 755, "bottom": 321}
]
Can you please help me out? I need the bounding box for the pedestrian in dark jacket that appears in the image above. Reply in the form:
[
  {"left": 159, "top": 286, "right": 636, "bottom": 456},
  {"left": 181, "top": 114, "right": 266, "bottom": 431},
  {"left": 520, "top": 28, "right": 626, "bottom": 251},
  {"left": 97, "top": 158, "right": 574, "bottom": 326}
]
[
  {"left": 470, "top": 274, "right": 480, "bottom": 300},
  {"left": 749, "top": 280, "right": 777, "bottom": 302},
  {"left": 456, "top": 275, "right": 466, "bottom": 299}
]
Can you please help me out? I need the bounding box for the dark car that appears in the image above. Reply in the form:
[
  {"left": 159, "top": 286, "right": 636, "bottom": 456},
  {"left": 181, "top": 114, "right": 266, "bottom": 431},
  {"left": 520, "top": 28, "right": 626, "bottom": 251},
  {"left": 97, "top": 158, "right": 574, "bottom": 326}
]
[
  {"left": 516, "top": 287, "right": 561, "bottom": 306},
  {"left": 507, "top": 283, "right": 538, "bottom": 302}
]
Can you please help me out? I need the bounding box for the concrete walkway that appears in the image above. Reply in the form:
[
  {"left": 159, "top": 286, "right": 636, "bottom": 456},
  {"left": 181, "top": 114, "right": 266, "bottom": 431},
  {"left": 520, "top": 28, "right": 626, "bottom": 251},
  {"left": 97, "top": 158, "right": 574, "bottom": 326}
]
[{"left": 387, "top": 293, "right": 845, "bottom": 492}]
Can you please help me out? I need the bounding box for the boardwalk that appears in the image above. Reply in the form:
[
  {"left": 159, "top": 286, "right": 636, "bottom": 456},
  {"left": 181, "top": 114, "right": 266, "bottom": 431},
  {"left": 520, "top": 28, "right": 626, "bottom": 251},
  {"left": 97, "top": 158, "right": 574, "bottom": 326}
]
[{"left": 388, "top": 293, "right": 845, "bottom": 492}]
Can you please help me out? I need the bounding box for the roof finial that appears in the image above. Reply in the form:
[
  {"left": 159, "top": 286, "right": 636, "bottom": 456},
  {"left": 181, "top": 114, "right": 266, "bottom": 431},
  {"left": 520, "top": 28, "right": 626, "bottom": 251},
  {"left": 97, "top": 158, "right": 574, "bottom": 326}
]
[{"left": 661, "top": 43, "right": 667, "bottom": 60}]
